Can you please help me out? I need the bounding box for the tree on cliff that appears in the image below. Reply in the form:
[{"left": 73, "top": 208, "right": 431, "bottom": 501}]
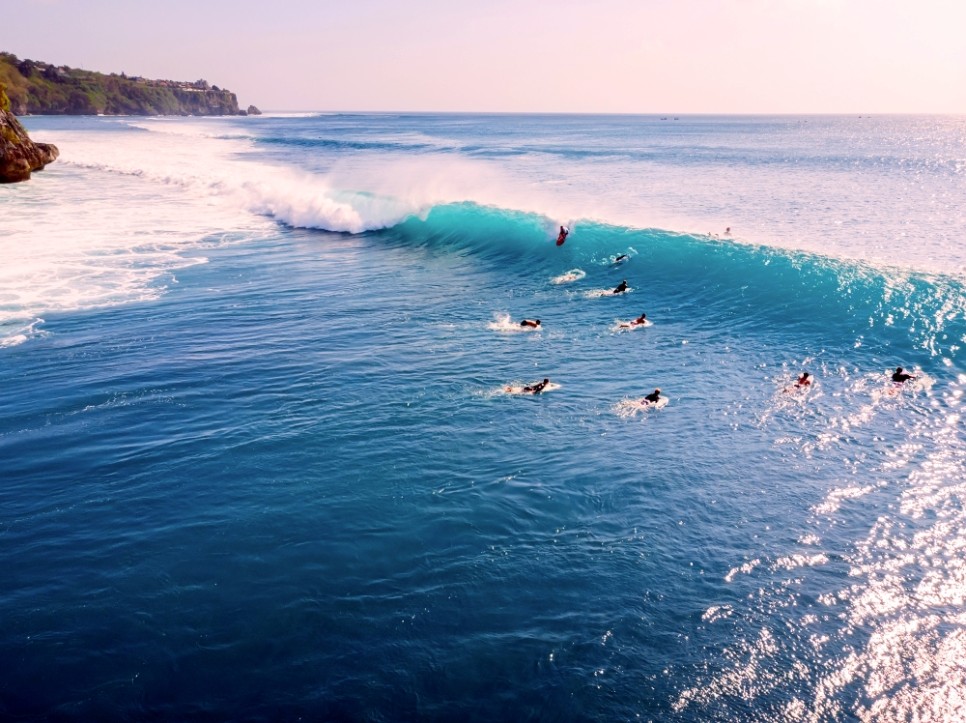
[{"left": 0, "top": 52, "right": 252, "bottom": 116}]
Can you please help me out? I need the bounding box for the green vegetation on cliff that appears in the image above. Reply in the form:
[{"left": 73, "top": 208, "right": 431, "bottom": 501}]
[{"left": 0, "top": 52, "right": 253, "bottom": 116}]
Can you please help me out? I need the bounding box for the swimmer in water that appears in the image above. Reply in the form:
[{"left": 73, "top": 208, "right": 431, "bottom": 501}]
[
  {"left": 796, "top": 372, "right": 812, "bottom": 387},
  {"left": 520, "top": 319, "right": 541, "bottom": 328},
  {"left": 892, "top": 367, "right": 916, "bottom": 383},
  {"left": 613, "top": 280, "right": 628, "bottom": 294},
  {"left": 556, "top": 226, "right": 569, "bottom": 246},
  {"left": 643, "top": 388, "right": 661, "bottom": 404},
  {"left": 523, "top": 378, "right": 550, "bottom": 394}
]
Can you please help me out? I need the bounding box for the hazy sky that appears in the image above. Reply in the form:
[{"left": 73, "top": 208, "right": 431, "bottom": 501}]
[{"left": 8, "top": 0, "right": 966, "bottom": 112}]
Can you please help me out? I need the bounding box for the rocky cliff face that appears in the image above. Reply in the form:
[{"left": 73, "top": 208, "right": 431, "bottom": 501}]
[{"left": 1, "top": 87, "right": 59, "bottom": 182}]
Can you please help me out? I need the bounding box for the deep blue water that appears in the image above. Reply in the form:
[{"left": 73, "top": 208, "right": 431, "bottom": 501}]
[{"left": 3, "top": 113, "right": 966, "bottom": 720}]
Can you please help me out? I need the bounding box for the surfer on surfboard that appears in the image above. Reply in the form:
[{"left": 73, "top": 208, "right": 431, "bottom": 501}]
[
  {"left": 613, "top": 279, "right": 628, "bottom": 294},
  {"left": 619, "top": 313, "right": 649, "bottom": 329},
  {"left": 556, "top": 226, "right": 569, "bottom": 246},
  {"left": 523, "top": 378, "right": 550, "bottom": 394},
  {"left": 520, "top": 319, "right": 541, "bottom": 328},
  {"left": 643, "top": 388, "right": 662, "bottom": 404},
  {"left": 795, "top": 372, "right": 812, "bottom": 388},
  {"left": 892, "top": 366, "right": 916, "bottom": 383}
]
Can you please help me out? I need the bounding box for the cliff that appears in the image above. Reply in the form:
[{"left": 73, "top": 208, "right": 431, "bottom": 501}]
[
  {"left": 0, "top": 85, "right": 59, "bottom": 182},
  {"left": 0, "top": 52, "right": 256, "bottom": 116}
]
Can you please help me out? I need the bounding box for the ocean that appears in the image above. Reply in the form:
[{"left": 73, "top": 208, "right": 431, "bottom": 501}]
[{"left": 3, "top": 112, "right": 966, "bottom": 720}]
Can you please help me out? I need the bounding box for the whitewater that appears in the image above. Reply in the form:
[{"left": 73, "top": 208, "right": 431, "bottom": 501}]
[{"left": 2, "top": 113, "right": 965, "bottom": 720}]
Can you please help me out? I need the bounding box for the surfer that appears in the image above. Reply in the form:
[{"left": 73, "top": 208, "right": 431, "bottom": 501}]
[
  {"left": 892, "top": 367, "right": 916, "bottom": 383},
  {"left": 556, "top": 226, "right": 569, "bottom": 246},
  {"left": 620, "top": 313, "right": 648, "bottom": 328},
  {"left": 613, "top": 279, "right": 628, "bottom": 294},
  {"left": 520, "top": 319, "right": 541, "bottom": 328},
  {"left": 613, "top": 254, "right": 629, "bottom": 264},
  {"left": 523, "top": 378, "right": 550, "bottom": 394},
  {"left": 643, "top": 388, "right": 661, "bottom": 404},
  {"left": 795, "top": 372, "right": 812, "bottom": 387}
]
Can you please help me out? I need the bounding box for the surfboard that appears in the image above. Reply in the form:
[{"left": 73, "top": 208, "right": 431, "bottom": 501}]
[
  {"left": 615, "top": 396, "right": 668, "bottom": 417},
  {"left": 585, "top": 287, "right": 632, "bottom": 299},
  {"left": 504, "top": 382, "right": 561, "bottom": 395},
  {"left": 616, "top": 319, "right": 653, "bottom": 331}
]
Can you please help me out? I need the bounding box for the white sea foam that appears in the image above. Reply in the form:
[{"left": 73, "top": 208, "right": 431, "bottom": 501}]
[
  {"left": 1, "top": 122, "right": 272, "bottom": 346},
  {"left": 550, "top": 269, "right": 585, "bottom": 284}
]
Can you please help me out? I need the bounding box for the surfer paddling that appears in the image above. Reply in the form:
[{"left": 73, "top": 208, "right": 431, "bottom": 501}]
[
  {"left": 643, "top": 388, "right": 661, "bottom": 404},
  {"left": 613, "top": 279, "right": 628, "bottom": 294},
  {"left": 520, "top": 319, "right": 541, "bottom": 328},
  {"left": 523, "top": 378, "right": 550, "bottom": 394},
  {"left": 556, "top": 226, "right": 569, "bottom": 246},
  {"left": 784, "top": 372, "right": 812, "bottom": 394},
  {"left": 891, "top": 367, "right": 916, "bottom": 383},
  {"left": 505, "top": 378, "right": 552, "bottom": 395},
  {"left": 619, "top": 313, "right": 648, "bottom": 328}
]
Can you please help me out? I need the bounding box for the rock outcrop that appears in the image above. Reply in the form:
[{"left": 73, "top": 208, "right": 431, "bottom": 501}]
[
  {"left": 1, "top": 86, "right": 59, "bottom": 182},
  {"left": 246, "top": 105, "right": 262, "bottom": 116}
]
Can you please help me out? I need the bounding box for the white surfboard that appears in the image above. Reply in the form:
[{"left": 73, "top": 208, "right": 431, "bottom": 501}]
[
  {"left": 615, "top": 319, "right": 653, "bottom": 331},
  {"left": 615, "top": 396, "right": 668, "bottom": 417},
  {"left": 504, "top": 382, "right": 561, "bottom": 395},
  {"left": 585, "top": 287, "right": 632, "bottom": 299}
]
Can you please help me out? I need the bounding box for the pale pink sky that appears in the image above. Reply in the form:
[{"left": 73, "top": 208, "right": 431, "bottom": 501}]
[{"left": 10, "top": 0, "right": 966, "bottom": 112}]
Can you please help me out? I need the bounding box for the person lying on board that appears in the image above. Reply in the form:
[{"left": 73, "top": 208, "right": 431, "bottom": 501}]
[
  {"left": 892, "top": 367, "right": 916, "bottom": 383},
  {"left": 523, "top": 378, "right": 550, "bottom": 394},
  {"left": 643, "top": 388, "right": 661, "bottom": 404},
  {"left": 520, "top": 319, "right": 541, "bottom": 328},
  {"left": 613, "top": 280, "right": 628, "bottom": 294}
]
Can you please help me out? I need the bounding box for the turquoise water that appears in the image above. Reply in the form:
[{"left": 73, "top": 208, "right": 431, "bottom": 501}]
[{"left": 3, "top": 114, "right": 966, "bottom": 720}]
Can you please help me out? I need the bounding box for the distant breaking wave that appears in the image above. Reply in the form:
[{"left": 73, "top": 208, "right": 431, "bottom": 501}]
[{"left": 10, "top": 115, "right": 966, "bottom": 357}]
